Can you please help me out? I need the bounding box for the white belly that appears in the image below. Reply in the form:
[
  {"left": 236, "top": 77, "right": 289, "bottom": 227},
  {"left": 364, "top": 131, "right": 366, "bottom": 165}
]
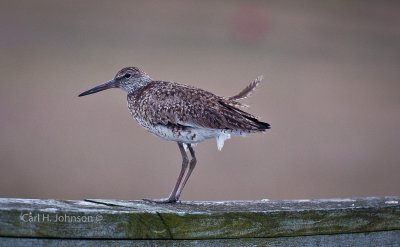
[
  {"left": 146, "top": 125, "right": 244, "bottom": 151},
  {"left": 151, "top": 125, "right": 217, "bottom": 143}
]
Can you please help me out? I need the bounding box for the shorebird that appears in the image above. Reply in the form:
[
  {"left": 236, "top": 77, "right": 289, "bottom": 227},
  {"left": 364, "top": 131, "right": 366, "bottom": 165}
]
[{"left": 79, "top": 67, "right": 270, "bottom": 203}]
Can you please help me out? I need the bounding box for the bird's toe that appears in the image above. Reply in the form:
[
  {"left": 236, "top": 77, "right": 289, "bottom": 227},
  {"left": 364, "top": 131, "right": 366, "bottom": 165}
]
[{"left": 142, "top": 198, "right": 177, "bottom": 204}]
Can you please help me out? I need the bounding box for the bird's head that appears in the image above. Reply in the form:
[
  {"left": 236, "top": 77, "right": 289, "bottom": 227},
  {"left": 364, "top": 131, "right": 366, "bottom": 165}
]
[{"left": 78, "top": 67, "right": 151, "bottom": 97}]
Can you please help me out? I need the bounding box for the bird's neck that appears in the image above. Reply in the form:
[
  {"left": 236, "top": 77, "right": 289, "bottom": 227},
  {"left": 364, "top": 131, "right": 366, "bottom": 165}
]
[{"left": 122, "top": 76, "right": 152, "bottom": 95}]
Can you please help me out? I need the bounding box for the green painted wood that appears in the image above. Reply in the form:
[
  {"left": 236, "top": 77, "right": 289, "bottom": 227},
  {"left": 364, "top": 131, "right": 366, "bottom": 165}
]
[{"left": 0, "top": 197, "right": 399, "bottom": 241}]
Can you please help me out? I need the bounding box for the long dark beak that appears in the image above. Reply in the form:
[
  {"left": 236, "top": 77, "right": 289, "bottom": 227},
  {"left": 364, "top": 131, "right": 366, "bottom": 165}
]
[{"left": 78, "top": 79, "right": 117, "bottom": 97}]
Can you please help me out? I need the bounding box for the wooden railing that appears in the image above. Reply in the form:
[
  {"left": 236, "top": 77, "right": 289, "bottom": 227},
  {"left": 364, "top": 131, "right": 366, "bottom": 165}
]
[{"left": 0, "top": 197, "right": 399, "bottom": 246}]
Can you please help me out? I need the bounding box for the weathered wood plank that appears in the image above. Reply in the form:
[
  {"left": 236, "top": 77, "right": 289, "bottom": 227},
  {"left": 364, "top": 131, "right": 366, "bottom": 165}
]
[
  {"left": 0, "top": 197, "right": 399, "bottom": 240},
  {"left": 1, "top": 231, "right": 399, "bottom": 247}
]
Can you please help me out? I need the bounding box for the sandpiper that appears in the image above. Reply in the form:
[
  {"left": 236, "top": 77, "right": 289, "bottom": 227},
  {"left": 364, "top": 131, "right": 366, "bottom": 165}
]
[{"left": 79, "top": 67, "right": 270, "bottom": 203}]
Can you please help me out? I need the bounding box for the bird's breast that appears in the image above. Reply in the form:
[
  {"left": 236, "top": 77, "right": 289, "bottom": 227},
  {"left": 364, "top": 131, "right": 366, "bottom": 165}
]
[{"left": 128, "top": 107, "right": 222, "bottom": 144}]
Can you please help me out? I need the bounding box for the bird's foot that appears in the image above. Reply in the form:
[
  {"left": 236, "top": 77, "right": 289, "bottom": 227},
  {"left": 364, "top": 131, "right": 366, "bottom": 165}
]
[{"left": 142, "top": 197, "right": 178, "bottom": 204}]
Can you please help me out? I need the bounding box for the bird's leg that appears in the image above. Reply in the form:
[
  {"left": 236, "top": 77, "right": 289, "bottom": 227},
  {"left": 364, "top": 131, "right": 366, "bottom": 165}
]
[
  {"left": 175, "top": 144, "right": 197, "bottom": 201},
  {"left": 143, "top": 142, "right": 189, "bottom": 203}
]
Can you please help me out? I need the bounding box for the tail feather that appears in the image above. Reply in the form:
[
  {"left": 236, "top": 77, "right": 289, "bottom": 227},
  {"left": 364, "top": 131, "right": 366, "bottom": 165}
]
[
  {"left": 219, "top": 100, "right": 270, "bottom": 132},
  {"left": 220, "top": 75, "right": 270, "bottom": 132},
  {"left": 229, "top": 75, "right": 263, "bottom": 101}
]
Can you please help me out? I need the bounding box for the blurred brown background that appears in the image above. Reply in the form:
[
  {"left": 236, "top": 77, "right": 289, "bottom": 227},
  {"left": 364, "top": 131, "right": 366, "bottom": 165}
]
[{"left": 0, "top": 1, "right": 399, "bottom": 201}]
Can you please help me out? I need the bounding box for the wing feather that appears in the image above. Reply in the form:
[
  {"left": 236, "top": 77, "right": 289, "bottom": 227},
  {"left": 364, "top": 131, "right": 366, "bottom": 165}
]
[
  {"left": 134, "top": 81, "right": 269, "bottom": 131},
  {"left": 228, "top": 75, "right": 262, "bottom": 101}
]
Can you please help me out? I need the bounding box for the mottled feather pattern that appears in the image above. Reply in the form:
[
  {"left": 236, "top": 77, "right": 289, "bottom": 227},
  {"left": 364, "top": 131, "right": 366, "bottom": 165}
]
[
  {"left": 129, "top": 81, "right": 268, "bottom": 130},
  {"left": 97, "top": 66, "right": 273, "bottom": 149}
]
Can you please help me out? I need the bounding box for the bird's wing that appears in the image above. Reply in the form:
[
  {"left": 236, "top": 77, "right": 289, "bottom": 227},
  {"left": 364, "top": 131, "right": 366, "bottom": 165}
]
[{"left": 138, "top": 81, "right": 269, "bottom": 131}]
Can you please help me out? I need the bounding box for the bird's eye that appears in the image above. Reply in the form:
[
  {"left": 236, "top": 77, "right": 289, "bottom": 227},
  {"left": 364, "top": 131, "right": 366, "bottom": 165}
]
[{"left": 124, "top": 73, "right": 131, "bottom": 79}]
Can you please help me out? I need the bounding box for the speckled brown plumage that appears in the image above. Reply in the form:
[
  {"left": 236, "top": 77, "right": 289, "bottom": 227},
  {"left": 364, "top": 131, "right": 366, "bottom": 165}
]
[
  {"left": 79, "top": 67, "right": 270, "bottom": 203},
  {"left": 128, "top": 80, "right": 269, "bottom": 137}
]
